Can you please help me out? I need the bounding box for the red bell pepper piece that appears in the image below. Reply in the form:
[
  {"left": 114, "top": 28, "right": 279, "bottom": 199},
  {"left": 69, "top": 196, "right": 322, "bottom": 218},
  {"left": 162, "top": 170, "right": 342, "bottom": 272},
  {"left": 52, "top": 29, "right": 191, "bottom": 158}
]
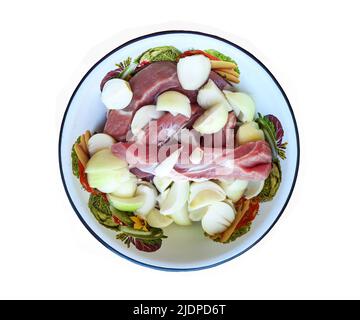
[{"left": 179, "top": 50, "right": 220, "bottom": 60}]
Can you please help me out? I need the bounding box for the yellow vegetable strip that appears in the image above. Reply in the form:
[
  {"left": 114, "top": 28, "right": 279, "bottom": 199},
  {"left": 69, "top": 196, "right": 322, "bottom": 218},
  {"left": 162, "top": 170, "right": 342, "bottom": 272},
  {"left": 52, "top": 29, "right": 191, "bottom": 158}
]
[
  {"left": 79, "top": 134, "right": 88, "bottom": 155},
  {"left": 216, "top": 68, "right": 240, "bottom": 77},
  {"left": 220, "top": 199, "right": 250, "bottom": 243},
  {"left": 74, "top": 143, "right": 89, "bottom": 167},
  {"left": 84, "top": 130, "right": 91, "bottom": 145},
  {"left": 211, "top": 60, "right": 237, "bottom": 69},
  {"left": 216, "top": 70, "right": 240, "bottom": 83}
]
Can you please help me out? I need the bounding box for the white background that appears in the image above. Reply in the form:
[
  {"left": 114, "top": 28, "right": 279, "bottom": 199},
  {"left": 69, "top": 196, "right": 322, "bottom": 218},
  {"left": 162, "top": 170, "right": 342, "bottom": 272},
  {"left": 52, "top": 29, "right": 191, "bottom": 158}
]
[{"left": 1, "top": 0, "right": 359, "bottom": 299}]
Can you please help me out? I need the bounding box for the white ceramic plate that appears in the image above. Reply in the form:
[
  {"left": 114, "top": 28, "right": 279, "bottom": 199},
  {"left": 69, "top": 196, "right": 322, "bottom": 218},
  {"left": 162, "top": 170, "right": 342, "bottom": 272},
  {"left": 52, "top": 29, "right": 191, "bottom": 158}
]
[{"left": 59, "top": 31, "right": 299, "bottom": 271}]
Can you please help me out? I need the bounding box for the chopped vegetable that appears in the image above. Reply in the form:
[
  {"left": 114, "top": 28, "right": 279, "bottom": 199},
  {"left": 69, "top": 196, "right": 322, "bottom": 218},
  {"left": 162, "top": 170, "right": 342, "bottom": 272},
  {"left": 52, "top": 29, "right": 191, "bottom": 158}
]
[
  {"left": 74, "top": 131, "right": 91, "bottom": 166},
  {"left": 130, "top": 216, "right": 149, "bottom": 231},
  {"left": 79, "top": 134, "right": 87, "bottom": 154},
  {"left": 179, "top": 50, "right": 220, "bottom": 60},
  {"left": 135, "top": 46, "right": 181, "bottom": 64},
  {"left": 74, "top": 143, "right": 89, "bottom": 167},
  {"left": 100, "top": 57, "right": 134, "bottom": 89},
  {"left": 85, "top": 149, "right": 130, "bottom": 193},
  {"left": 204, "top": 49, "right": 240, "bottom": 73},
  {"left": 111, "top": 177, "right": 137, "bottom": 198},
  {"left": 154, "top": 147, "right": 183, "bottom": 177},
  {"left": 216, "top": 68, "right": 240, "bottom": 77},
  {"left": 72, "top": 133, "right": 106, "bottom": 193},
  {"left": 236, "top": 200, "right": 259, "bottom": 229},
  {"left": 210, "top": 60, "right": 237, "bottom": 70},
  {"left": 193, "top": 103, "right": 229, "bottom": 134},
  {"left": 78, "top": 161, "right": 95, "bottom": 193},
  {"left": 107, "top": 193, "right": 145, "bottom": 212},
  {"left": 115, "top": 57, "right": 133, "bottom": 79},
  {"left": 87, "top": 167, "right": 130, "bottom": 193},
  {"left": 223, "top": 91, "right": 256, "bottom": 122},
  {"left": 257, "top": 159, "right": 282, "bottom": 202},
  {"left": 256, "top": 113, "right": 287, "bottom": 160},
  {"left": 215, "top": 70, "right": 240, "bottom": 83},
  {"left": 87, "top": 133, "right": 115, "bottom": 157},
  {"left": 101, "top": 78, "right": 133, "bottom": 110},
  {"left": 189, "top": 147, "right": 204, "bottom": 164},
  {"left": 236, "top": 121, "right": 265, "bottom": 145},
  {"left": 84, "top": 130, "right": 91, "bottom": 145},
  {"left": 220, "top": 198, "right": 250, "bottom": 242},
  {"left": 116, "top": 225, "right": 167, "bottom": 252},
  {"left": 218, "top": 179, "right": 248, "bottom": 202},
  {"left": 226, "top": 222, "right": 252, "bottom": 242},
  {"left": 156, "top": 91, "right": 191, "bottom": 117},
  {"left": 211, "top": 199, "right": 259, "bottom": 243},
  {"left": 177, "top": 55, "right": 211, "bottom": 90},
  {"left": 244, "top": 180, "right": 265, "bottom": 199},
  {"left": 153, "top": 176, "right": 172, "bottom": 193},
  {"left": 85, "top": 149, "right": 127, "bottom": 173},
  {"left": 197, "top": 79, "right": 231, "bottom": 110},
  {"left": 189, "top": 187, "right": 227, "bottom": 210},
  {"left": 189, "top": 181, "right": 226, "bottom": 210},
  {"left": 146, "top": 208, "right": 173, "bottom": 228},
  {"left": 110, "top": 206, "right": 134, "bottom": 225},
  {"left": 131, "top": 105, "right": 164, "bottom": 136},
  {"left": 170, "top": 203, "right": 192, "bottom": 226},
  {"left": 160, "top": 180, "right": 189, "bottom": 215},
  {"left": 201, "top": 202, "right": 235, "bottom": 235},
  {"left": 157, "top": 188, "right": 169, "bottom": 207},
  {"left": 266, "top": 114, "right": 286, "bottom": 148},
  {"left": 131, "top": 238, "right": 163, "bottom": 252},
  {"left": 88, "top": 193, "right": 121, "bottom": 231},
  {"left": 135, "top": 184, "right": 158, "bottom": 217},
  {"left": 71, "top": 136, "right": 81, "bottom": 178},
  {"left": 188, "top": 207, "right": 207, "bottom": 222}
]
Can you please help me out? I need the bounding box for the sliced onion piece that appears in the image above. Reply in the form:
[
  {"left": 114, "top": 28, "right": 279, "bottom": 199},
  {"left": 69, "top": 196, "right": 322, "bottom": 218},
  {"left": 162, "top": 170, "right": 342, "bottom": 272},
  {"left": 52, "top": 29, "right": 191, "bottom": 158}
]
[
  {"left": 101, "top": 78, "right": 133, "bottom": 110},
  {"left": 85, "top": 149, "right": 127, "bottom": 173},
  {"left": 155, "top": 147, "right": 183, "bottom": 177},
  {"left": 146, "top": 208, "right": 173, "bottom": 228},
  {"left": 177, "top": 55, "right": 211, "bottom": 90},
  {"left": 197, "top": 79, "right": 231, "bottom": 110},
  {"left": 135, "top": 184, "right": 158, "bottom": 217},
  {"left": 189, "top": 181, "right": 226, "bottom": 210},
  {"left": 201, "top": 202, "right": 235, "bottom": 235},
  {"left": 111, "top": 177, "right": 137, "bottom": 198},
  {"left": 189, "top": 207, "right": 208, "bottom": 222},
  {"left": 223, "top": 90, "right": 256, "bottom": 122},
  {"left": 160, "top": 180, "right": 190, "bottom": 215},
  {"left": 171, "top": 203, "right": 192, "bottom": 226},
  {"left": 193, "top": 103, "right": 228, "bottom": 134},
  {"left": 236, "top": 121, "right": 265, "bottom": 145},
  {"left": 107, "top": 193, "right": 144, "bottom": 212},
  {"left": 157, "top": 188, "right": 170, "bottom": 207},
  {"left": 131, "top": 105, "right": 164, "bottom": 136},
  {"left": 156, "top": 91, "right": 191, "bottom": 117},
  {"left": 153, "top": 176, "right": 173, "bottom": 193},
  {"left": 87, "top": 133, "right": 115, "bottom": 157},
  {"left": 189, "top": 147, "right": 204, "bottom": 164},
  {"left": 218, "top": 180, "right": 248, "bottom": 202},
  {"left": 244, "top": 180, "right": 265, "bottom": 199}
]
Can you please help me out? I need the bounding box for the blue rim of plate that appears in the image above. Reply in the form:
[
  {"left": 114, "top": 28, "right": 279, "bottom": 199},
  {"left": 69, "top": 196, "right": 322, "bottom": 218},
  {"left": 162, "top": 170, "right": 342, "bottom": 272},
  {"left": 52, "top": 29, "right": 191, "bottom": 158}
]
[{"left": 58, "top": 30, "right": 300, "bottom": 272}]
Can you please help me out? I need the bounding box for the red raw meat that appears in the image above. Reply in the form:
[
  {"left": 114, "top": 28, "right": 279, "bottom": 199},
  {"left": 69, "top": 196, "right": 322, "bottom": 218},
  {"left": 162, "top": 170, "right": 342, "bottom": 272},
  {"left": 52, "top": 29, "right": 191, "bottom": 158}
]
[
  {"left": 103, "top": 62, "right": 196, "bottom": 140},
  {"left": 175, "top": 141, "right": 272, "bottom": 180},
  {"left": 112, "top": 140, "right": 272, "bottom": 181},
  {"left": 103, "top": 62, "right": 230, "bottom": 141},
  {"left": 137, "top": 104, "right": 203, "bottom": 146}
]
